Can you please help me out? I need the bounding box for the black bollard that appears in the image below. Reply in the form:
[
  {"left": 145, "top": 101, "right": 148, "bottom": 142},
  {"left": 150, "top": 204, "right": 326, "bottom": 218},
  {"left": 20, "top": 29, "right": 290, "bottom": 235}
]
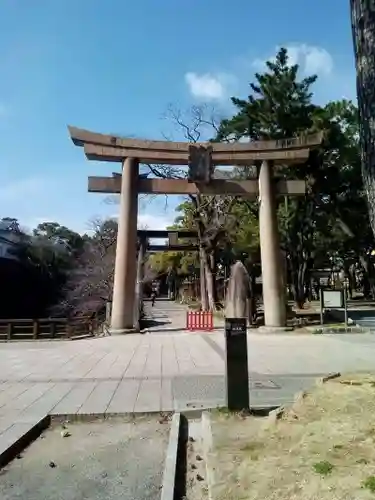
[{"left": 225, "top": 317, "right": 249, "bottom": 411}]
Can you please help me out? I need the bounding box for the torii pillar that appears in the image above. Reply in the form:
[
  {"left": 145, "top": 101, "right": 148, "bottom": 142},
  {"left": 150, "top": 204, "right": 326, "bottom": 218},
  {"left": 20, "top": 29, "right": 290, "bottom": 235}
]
[
  {"left": 258, "top": 160, "right": 286, "bottom": 327},
  {"left": 110, "top": 157, "right": 139, "bottom": 333},
  {"left": 134, "top": 234, "right": 147, "bottom": 330}
]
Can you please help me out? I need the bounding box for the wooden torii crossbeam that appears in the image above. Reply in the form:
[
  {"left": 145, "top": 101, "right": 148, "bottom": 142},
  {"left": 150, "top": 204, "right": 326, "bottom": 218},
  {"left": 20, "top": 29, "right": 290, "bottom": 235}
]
[
  {"left": 68, "top": 126, "right": 323, "bottom": 332},
  {"left": 137, "top": 229, "right": 198, "bottom": 252},
  {"left": 69, "top": 126, "right": 322, "bottom": 198},
  {"left": 69, "top": 126, "right": 321, "bottom": 164},
  {"left": 147, "top": 245, "right": 197, "bottom": 251},
  {"left": 89, "top": 175, "right": 306, "bottom": 197}
]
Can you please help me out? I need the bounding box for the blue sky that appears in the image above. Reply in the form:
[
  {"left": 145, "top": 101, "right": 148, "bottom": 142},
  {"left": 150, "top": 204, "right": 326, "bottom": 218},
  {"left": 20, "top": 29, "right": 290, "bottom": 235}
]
[{"left": 0, "top": 0, "right": 355, "bottom": 234}]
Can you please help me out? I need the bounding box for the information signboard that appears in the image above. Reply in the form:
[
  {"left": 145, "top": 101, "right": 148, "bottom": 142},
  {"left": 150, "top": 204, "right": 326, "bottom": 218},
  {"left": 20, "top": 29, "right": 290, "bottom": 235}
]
[{"left": 322, "top": 290, "right": 344, "bottom": 309}]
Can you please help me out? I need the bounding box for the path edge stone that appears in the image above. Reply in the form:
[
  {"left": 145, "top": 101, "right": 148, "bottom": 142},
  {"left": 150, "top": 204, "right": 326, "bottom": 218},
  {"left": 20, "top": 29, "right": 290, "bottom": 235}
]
[
  {"left": 201, "top": 411, "right": 215, "bottom": 500},
  {"left": 0, "top": 414, "right": 50, "bottom": 469},
  {"left": 267, "top": 405, "right": 286, "bottom": 425},
  {"left": 161, "top": 412, "right": 188, "bottom": 500}
]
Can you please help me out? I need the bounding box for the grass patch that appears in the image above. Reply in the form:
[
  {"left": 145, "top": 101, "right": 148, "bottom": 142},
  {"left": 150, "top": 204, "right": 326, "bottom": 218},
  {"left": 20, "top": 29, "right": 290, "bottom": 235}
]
[
  {"left": 363, "top": 476, "right": 375, "bottom": 493},
  {"left": 211, "top": 407, "right": 231, "bottom": 419},
  {"left": 312, "top": 324, "right": 365, "bottom": 335},
  {"left": 313, "top": 461, "right": 334, "bottom": 476},
  {"left": 312, "top": 328, "right": 324, "bottom": 334},
  {"left": 240, "top": 441, "right": 264, "bottom": 461},
  {"left": 209, "top": 372, "right": 375, "bottom": 500},
  {"left": 240, "top": 441, "right": 264, "bottom": 452}
]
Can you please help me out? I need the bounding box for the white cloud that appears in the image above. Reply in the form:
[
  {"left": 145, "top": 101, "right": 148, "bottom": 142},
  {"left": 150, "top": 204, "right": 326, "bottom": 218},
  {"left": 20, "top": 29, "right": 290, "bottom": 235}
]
[
  {"left": 184, "top": 43, "right": 333, "bottom": 103},
  {"left": 185, "top": 72, "right": 234, "bottom": 100},
  {"left": 0, "top": 177, "right": 50, "bottom": 202},
  {"left": 109, "top": 212, "right": 175, "bottom": 231},
  {"left": 252, "top": 43, "right": 334, "bottom": 77},
  {"left": 138, "top": 213, "right": 175, "bottom": 230},
  {"left": 301, "top": 45, "right": 333, "bottom": 76},
  {"left": 107, "top": 212, "right": 176, "bottom": 245}
]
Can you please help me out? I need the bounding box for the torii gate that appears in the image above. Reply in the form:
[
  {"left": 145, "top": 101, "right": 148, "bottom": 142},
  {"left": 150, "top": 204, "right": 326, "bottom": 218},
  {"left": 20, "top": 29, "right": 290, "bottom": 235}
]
[
  {"left": 68, "top": 126, "right": 322, "bottom": 333},
  {"left": 134, "top": 229, "right": 198, "bottom": 329},
  {"left": 136, "top": 229, "right": 197, "bottom": 300}
]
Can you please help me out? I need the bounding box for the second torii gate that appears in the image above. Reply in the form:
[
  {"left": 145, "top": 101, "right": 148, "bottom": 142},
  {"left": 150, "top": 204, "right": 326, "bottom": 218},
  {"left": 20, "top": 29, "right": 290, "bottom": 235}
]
[
  {"left": 134, "top": 229, "right": 198, "bottom": 329},
  {"left": 68, "top": 126, "right": 323, "bottom": 333},
  {"left": 136, "top": 229, "right": 197, "bottom": 301}
]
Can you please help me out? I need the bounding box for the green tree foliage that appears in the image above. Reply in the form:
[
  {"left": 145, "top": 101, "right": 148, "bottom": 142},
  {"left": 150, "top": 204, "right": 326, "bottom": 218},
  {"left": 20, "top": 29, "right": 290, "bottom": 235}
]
[
  {"left": 0, "top": 219, "right": 85, "bottom": 317},
  {"left": 217, "top": 48, "right": 317, "bottom": 141},
  {"left": 215, "top": 48, "right": 370, "bottom": 305},
  {"left": 155, "top": 48, "right": 372, "bottom": 307}
]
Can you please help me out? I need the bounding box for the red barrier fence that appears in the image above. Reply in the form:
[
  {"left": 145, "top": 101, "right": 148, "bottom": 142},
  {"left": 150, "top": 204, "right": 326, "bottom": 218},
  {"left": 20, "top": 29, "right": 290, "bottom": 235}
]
[{"left": 186, "top": 311, "right": 214, "bottom": 331}]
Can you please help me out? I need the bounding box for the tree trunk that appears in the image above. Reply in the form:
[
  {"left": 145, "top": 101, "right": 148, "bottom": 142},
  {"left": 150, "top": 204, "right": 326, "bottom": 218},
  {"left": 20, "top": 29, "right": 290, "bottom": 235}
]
[
  {"left": 201, "top": 247, "right": 216, "bottom": 311},
  {"left": 351, "top": 1, "right": 375, "bottom": 236},
  {"left": 199, "top": 247, "right": 208, "bottom": 310},
  {"left": 205, "top": 263, "right": 216, "bottom": 311},
  {"left": 248, "top": 268, "right": 257, "bottom": 325},
  {"left": 345, "top": 262, "right": 356, "bottom": 299},
  {"left": 289, "top": 257, "right": 306, "bottom": 308},
  {"left": 359, "top": 254, "right": 375, "bottom": 298},
  {"left": 299, "top": 260, "right": 308, "bottom": 304}
]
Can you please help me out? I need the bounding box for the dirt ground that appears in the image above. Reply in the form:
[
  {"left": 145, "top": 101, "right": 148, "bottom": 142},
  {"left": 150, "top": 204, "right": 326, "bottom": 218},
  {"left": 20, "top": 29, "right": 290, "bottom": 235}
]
[
  {"left": 209, "top": 373, "right": 375, "bottom": 500},
  {"left": 0, "top": 415, "right": 170, "bottom": 500}
]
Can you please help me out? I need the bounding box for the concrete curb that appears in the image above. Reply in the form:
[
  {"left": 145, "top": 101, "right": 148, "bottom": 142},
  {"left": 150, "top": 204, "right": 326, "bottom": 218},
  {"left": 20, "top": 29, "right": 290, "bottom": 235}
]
[
  {"left": 142, "top": 327, "right": 224, "bottom": 334},
  {"left": 310, "top": 326, "right": 370, "bottom": 334},
  {"left": 69, "top": 334, "right": 95, "bottom": 341},
  {"left": 315, "top": 372, "right": 341, "bottom": 386},
  {"left": 293, "top": 390, "right": 308, "bottom": 403},
  {"left": 161, "top": 412, "right": 188, "bottom": 500},
  {"left": 267, "top": 372, "right": 342, "bottom": 426},
  {"left": 267, "top": 405, "right": 286, "bottom": 426},
  {"left": 51, "top": 411, "right": 174, "bottom": 423},
  {"left": 201, "top": 412, "right": 214, "bottom": 500},
  {"left": 0, "top": 415, "right": 50, "bottom": 469}
]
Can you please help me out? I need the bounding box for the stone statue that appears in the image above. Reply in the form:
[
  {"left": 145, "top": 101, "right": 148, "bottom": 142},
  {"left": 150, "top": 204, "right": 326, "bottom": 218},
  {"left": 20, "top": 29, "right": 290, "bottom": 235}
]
[{"left": 225, "top": 261, "right": 252, "bottom": 321}]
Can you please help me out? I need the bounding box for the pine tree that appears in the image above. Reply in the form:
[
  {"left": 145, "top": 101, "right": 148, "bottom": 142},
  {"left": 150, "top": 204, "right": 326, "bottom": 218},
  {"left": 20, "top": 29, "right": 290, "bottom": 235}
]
[{"left": 217, "top": 47, "right": 317, "bottom": 141}]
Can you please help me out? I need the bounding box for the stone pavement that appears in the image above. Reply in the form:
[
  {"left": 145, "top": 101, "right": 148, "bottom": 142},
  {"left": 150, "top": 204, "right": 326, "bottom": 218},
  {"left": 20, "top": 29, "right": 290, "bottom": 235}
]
[
  {"left": 2, "top": 298, "right": 375, "bottom": 457},
  {"left": 142, "top": 298, "right": 224, "bottom": 333},
  {"left": 1, "top": 331, "right": 375, "bottom": 439},
  {"left": 142, "top": 299, "right": 190, "bottom": 332}
]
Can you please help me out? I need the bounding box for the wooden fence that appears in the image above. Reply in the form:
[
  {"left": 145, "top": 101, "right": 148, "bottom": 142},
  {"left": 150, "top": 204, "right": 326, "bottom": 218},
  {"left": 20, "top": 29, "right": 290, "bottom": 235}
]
[{"left": 0, "top": 317, "right": 99, "bottom": 341}]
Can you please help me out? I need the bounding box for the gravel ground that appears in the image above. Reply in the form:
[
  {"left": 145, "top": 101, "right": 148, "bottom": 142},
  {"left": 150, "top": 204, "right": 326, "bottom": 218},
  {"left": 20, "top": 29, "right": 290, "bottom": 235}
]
[{"left": 0, "top": 416, "right": 170, "bottom": 500}]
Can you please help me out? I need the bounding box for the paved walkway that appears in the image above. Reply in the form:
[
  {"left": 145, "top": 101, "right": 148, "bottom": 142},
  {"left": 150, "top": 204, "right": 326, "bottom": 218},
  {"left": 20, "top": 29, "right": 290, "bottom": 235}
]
[
  {"left": 142, "top": 299, "right": 190, "bottom": 332},
  {"left": 2, "top": 299, "right": 375, "bottom": 457},
  {"left": 142, "top": 298, "right": 224, "bottom": 333},
  {"left": 1, "top": 332, "right": 375, "bottom": 415}
]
